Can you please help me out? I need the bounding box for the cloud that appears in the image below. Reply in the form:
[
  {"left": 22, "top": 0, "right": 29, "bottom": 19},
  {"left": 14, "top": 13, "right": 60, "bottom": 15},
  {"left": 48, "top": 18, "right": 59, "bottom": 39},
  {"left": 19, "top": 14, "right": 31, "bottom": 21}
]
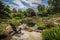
[
  {"left": 1, "top": 0, "right": 47, "bottom": 11},
  {"left": 12, "top": 0, "right": 42, "bottom": 11}
]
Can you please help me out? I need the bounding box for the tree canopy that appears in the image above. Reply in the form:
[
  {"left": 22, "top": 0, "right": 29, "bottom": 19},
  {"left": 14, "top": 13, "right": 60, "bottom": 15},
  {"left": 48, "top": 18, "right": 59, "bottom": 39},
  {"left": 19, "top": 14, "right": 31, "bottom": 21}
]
[
  {"left": 38, "top": 5, "right": 45, "bottom": 12},
  {"left": 48, "top": 0, "right": 60, "bottom": 13},
  {"left": 0, "top": 1, "right": 10, "bottom": 19},
  {"left": 25, "top": 8, "right": 35, "bottom": 17}
]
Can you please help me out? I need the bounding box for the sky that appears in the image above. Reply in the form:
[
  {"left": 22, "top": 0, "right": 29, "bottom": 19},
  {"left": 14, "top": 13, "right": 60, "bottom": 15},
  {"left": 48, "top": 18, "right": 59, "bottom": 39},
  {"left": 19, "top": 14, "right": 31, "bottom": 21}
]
[{"left": 1, "top": 0, "right": 48, "bottom": 11}]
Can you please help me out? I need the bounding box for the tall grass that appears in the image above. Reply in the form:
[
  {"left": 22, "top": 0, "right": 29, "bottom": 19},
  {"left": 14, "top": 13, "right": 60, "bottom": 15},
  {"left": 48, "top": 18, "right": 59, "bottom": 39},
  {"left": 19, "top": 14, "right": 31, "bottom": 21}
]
[
  {"left": 0, "top": 24, "right": 8, "bottom": 37},
  {"left": 42, "top": 27, "right": 60, "bottom": 40}
]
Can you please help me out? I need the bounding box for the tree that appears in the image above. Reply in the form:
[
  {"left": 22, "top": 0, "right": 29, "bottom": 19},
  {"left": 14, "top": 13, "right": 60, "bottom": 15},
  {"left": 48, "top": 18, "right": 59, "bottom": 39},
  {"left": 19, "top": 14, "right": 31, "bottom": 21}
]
[
  {"left": 37, "top": 5, "right": 47, "bottom": 17},
  {"left": 4, "top": 5, "right": 11, "bottom": 13},
  {"left": 30, "top": 12, "right": 35, "bottom": 17},
  {"left": 18, "top": 9, "right": 23, "bottom": 13},
  {"left": 26, "top": 8, "right": 35, "bottom": 17},
  {"left": 12, "top": 8, "right": 17, "bottom": 13},
  {"left": 38, "top": 5, "right": 45, "bottom": 12},
  {"left": 46, "top": 6, "right": 54, "bottom": 15},
  {"left": 48, "top": 0, "right": 60, "bottom": 13},
  {"left": 11, "top": 9, "right": 25, "bottom": 19},
  {"left": 0, "top": 1, "right": 10, "bottom": 19}
]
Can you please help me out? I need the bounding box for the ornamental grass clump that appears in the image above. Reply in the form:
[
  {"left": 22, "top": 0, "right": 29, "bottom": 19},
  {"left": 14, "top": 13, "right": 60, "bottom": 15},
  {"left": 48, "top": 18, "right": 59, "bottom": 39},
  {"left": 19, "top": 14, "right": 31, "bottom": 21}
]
[{"left": 42, "top": 27, "right": 60, "bottom": 40}]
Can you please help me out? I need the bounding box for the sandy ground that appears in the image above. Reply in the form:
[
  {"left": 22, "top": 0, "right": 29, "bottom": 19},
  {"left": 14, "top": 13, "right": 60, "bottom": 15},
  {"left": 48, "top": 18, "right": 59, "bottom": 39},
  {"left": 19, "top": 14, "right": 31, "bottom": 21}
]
[{"left": 11, "top": 30, "right": 42, "bottom": 40}]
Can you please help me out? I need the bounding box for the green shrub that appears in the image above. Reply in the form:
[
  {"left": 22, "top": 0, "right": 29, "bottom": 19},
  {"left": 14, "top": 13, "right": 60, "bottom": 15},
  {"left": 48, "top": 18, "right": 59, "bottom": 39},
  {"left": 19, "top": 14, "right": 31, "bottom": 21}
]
[
  {"left": 42, "top": 27, "right": 60, "bottom": 40},
  {"left": 0, "top": 24, "right": 7, "bottom": 37},
  {"left": 46, "top": 23, "right": 56, "bottom": 28},
  {"left": 38, "top": 26, "right": 46, "bottom": 30},
  {"left": 56, "top": 19, "right": 60, "bottom": 23},
  {"left": 8, "top": 19, "right": 20, "bottom": 26},
  {"left": 37, "top": 22, "right": 47, "bottom": 30},
  {"left": 20, "top": 17, "right": 32, "bottom": 23},
  {"left": 27, "top": 22, "right": 35, "bottom": 27}
]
